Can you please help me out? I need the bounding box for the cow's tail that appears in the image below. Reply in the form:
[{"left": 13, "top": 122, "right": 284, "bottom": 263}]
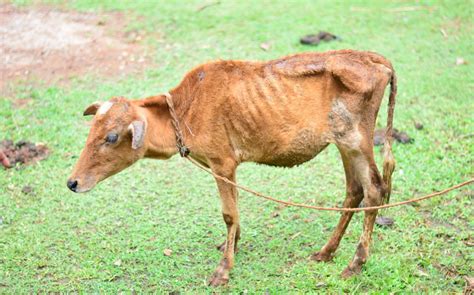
[{"left": 382, "top": 71, "right": 397, "bottom": 204}]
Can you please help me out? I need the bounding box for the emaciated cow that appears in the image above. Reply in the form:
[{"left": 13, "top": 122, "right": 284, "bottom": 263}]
[{"left": 68, "top": 49, "right": 396, "bottom": 286}]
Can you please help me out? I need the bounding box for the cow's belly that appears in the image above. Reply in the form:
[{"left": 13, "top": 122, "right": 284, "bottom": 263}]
[
  {"left": 256, "top": 145, "right": 328, "bottom": 167},
  {"left": 249, "top": 127, "right": 329, "bottom": 167}
]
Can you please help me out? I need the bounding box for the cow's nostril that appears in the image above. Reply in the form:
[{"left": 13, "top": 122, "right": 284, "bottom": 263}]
[{"left": 67, "top": 179, "right": 78, "bottom": 192}]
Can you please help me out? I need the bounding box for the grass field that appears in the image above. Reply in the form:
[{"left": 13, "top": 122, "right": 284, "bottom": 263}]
[{"left": 1, "top": 0, "right": 473, "bottom": 293}]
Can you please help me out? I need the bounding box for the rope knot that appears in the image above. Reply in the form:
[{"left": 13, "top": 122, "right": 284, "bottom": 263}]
[{"left": 179, "top": 146, "right": 190, "bottom": 157}]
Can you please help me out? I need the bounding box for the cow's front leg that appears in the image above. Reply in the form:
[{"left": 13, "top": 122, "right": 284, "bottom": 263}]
[
  {"left": 208, "top": 159, "right": 239, "bottom": 287},
  {"left": 216, "top": 225, "right": 240, "bottom": 252}
]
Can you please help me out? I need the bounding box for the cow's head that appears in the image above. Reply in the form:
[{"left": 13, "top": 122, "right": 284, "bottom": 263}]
[{"left": 67, "top": 97, "right": 149, "bottom": 193}]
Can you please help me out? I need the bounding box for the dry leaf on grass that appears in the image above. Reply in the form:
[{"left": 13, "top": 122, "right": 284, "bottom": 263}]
[
  {"left": 260, "top": 42, "right": 271, "bottom": 51},
  {"left": 456, "top": 57, "right": 467, "bottom": 65}
]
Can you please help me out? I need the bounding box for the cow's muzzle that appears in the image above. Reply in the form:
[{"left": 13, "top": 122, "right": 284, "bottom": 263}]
[{"left": 67, "top": 179, "right": 78, "bottom": 192}]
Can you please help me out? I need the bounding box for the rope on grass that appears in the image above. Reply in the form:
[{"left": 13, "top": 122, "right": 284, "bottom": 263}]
[
  {"left": 186, "top": 156, "right": 473, "bottom": 212},
  {"left": 164, "top": 91, "right": 473, "bottom": 212}
]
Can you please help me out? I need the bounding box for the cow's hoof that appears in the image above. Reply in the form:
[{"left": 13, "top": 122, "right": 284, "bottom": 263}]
[
  {"left": 208, "top": 258, "right": 231, "bottom": 287},
  {"left": 208, "top": 268, "right": 229, "bottom": 287},
  {"left": 341, "top": 265, "right": 362, "bottom": 279},
  {"left": 310, "top": 251, "right": 333, "bottom": 262}
]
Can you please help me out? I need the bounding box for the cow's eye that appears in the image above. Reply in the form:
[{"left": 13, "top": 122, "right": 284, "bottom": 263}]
[{"left": 105, "top": 133, "right": 119, "bottom": 144}]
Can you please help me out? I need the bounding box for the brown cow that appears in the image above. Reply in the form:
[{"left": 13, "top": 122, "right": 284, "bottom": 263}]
[{"left": 68, "top": 49, "right": 396, "bottom": 286}]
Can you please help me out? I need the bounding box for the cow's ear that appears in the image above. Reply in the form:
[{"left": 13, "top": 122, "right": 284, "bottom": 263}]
[
  {"left": 128, "top": 120, "right": 146, "bottom": 150},
  {"left": 83, "top": 102, "right": 102, "bottom": 116}
]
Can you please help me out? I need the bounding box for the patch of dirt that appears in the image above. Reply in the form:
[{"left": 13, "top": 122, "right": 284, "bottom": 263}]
[
  {"left": 11, "top": 98, "right": 33, "bottom": 109},
  {"left": 21, "top": 185, "right": 34, "bottom": 195},
  {"left": 374, "top": 128, "right": 413, "bottom": 145},
  {"left": 0, "top": 140, "right": 50, "bottom": 168},
  {"left": 300, "top": 31, "right": 340, "bottom": 46},
  {"left": 0, "top": 4, "right": 152, "bottom": 93},
  {"left": 375, "top": 216, "right": 395, "bottom": 227},
  {"left": 414, "top": 121, "right": 424, "bottom": 130}
]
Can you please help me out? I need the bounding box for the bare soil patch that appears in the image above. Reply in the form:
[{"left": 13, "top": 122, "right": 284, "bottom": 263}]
[
  {"left": 0, "top": 140, "right": 50, "bottom": 168},
  {"left": 0, "top": 4, "right": 152, "bottom": 93},
  {"left": 373, "top": 128, "right": 413, "bottom": 145}
]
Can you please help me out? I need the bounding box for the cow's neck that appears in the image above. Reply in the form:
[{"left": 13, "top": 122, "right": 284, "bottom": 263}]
[
  {"left": 141, "top": 101, "right": 178, "bottom": 159},
  {"left": 140, "top": 81, "right": 197, "bottom": 159},
  {"left": 169, "top": 82, "right": 195, "bottom": 119}
]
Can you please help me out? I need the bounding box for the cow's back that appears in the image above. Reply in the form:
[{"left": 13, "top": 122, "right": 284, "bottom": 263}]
[{"left": 179, "top": 50, "right": 393, "bottom": 167}]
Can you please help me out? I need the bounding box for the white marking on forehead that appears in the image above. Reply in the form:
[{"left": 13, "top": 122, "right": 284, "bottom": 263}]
[{"left": 97, "top": 101, "right": 114, "bottom": 115}]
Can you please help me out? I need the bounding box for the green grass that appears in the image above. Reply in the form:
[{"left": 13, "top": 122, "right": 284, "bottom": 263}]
[{"left": 1, "top": 0, "right": 473, "bottom": 293}]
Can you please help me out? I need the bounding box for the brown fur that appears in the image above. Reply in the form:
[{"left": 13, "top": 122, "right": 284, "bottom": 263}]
[{"left": 68, "top": 50, "right": 396, "bottom": 286}]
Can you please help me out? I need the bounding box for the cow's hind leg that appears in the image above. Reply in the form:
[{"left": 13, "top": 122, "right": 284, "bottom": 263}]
[
  {"left": 324, "top": 88, "right": 387, "bottom": 277},
  {"left": 339, "top": 146, "right": 385, "bottom": 278},
  {"left": 311, "top": 149, "right": 364, "bottom": 262}
]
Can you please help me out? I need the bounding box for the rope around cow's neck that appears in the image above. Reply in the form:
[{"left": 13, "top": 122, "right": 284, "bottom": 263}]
[
  {"left": 164, "top": 92, "right": 474, "bottom": 212},
  {"left": 164, "top": 92, "right": 190, "bottom": 157}
]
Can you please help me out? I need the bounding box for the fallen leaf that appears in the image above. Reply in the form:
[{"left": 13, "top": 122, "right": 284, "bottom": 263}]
[
  {"left": 439, "top": 28, "right": 448, "bottom": 38},
  {"left": 416, "top": 266, "right": 429, "bottom": 277},
  {"left": 456, "top": 57, "right": 467, "bottom": 65},
  {"left": 113, "top": 259, "right": 122, "bottom": 266},
  {"left": 315, "top": 282, "right": 327, "bottom": 288},
  {"left": 260, "top": 42, "right": 271, "bottom": 51},
  {"left": 463, "top": 240, "right": 474, "bottom": 247},
  {"left": 290, "top": 232, "right": 302, "bottom": 240},
  {"left": 163, "top": 249, "right": 173, "bottom": 256}
]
